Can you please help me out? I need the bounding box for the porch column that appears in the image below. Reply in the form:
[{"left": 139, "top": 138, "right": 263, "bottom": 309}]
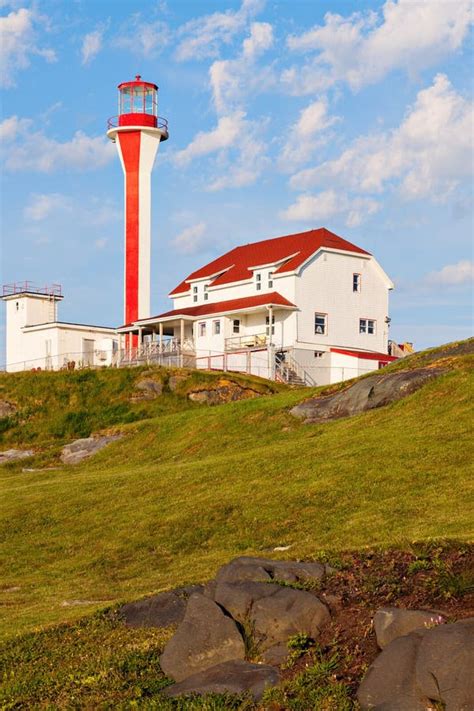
[
  {"left": 180, "top": 319, "right": 184, "bottom": 368},
  {"left": 159, "top": 322, "right": 163, "bottom": 353},
  {"left": 267, "top": 306, "right": 275, "bottom": 381}
]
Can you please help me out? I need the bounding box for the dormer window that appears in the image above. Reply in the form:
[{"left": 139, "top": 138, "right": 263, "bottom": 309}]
[
  {"left": 255, "top": 273, "right": 262, "bottom": 291},
  {"left": 193, "top": 285, "right": 198, "bottom": 303}
]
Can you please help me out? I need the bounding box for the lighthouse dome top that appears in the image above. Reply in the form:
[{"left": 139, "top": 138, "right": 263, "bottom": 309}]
[{"left": 118, "top": 74, "right": 158, "bottom": 91}]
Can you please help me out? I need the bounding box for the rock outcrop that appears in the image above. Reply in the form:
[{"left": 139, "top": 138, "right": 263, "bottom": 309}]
[
  {"left": 291, "top": 366, "right": 447, "bottom": 423},
  {"left": 0, "top": 448, "right": 34, "bottom": 464},
  {"left": 358, "top": 617, "right": 474, "bottom": 710},
  {"left": 60, "top": 435, "right": 122, "bottom": 465},
  {"left": 374, "top": 607, "right": 444, "bottom": 649},
  {"left": 120, "top": 586, "right": 202, "bottom": 629},
  {"left": 131, "top": 378, "right": 163, "bottom": 401},
  {"left": 188, "top": 379, "right": 264, "bottom": 405},
  {"left": 163, "top": 659, "right": 280, "bottom": 700},
  {"left": 0, "top": 400, "right": 16, "bottom": 418}
]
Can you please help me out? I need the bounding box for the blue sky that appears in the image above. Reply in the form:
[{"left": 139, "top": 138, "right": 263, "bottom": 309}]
[{"left": 1, "top": 0, "right": 473, "bottom": 361}]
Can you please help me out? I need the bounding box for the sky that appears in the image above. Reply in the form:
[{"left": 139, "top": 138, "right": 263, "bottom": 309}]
[{"left": 0, "top": 0, "right": 473, "bottom": 363}]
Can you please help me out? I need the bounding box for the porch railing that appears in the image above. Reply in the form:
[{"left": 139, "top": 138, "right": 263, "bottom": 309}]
[{"left": 224, "top": 333, "right": 268, "bottom": 351}]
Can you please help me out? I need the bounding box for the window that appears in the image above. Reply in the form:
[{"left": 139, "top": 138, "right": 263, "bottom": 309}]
[
  {"left": 204, "top": 285, "right": 209, "bottom": 301},
  {"left": 268, "top": 272, "right": 273, "bottom": 289},
  {"left": 265, "top": 315, "right": 275, "bottom": 335},
  {"left": 255, "top": 273, "right": 262, "bottom": 291},
  {"left": 353, "top": 273, "right": 361, "bottom": 292},
  {"left": 213, "top": 320, "right": 221, "bottom": 335},
  {"left": 233, "top": 319, "right": 240, "bottom": 334},
  {"left": 193, "top": 285, "right": 198, "bottom": 303},
  {"left": 359, "top": 318, "right": 376, "bottom": 334},
  {"left": 314, "top": 351, "right": 324, "bottom": 358},
  {"left": 314, "top": 313, "right": 327, "bottom": 335},
  {"left": 199, "top": 322, "right": 206, "bottom": 337},
  {"left": 15, "top": 301, "right": 19, "bottom": 311}
]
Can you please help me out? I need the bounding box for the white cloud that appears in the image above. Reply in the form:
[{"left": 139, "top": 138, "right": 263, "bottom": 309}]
[
  {"left": 172, "top": 222, "right": 207, "bottom": 254},
  {"left": 290, "top": 75, "right": 473, "bottom": 203},
  {"left": 175, "top": 0, "right": 264, "bottom": 61},
  {"left": 425, "top": 260, "right": 474, "bottom": 288},
  {"left": 210, "top": 21, "right": 274, "bottom": 114},
  {"left": 81, "top": 28, "right": 103, "bottom": 65},
  {"left": 0, "top": 116, "right": 115, "bottom": 172},
  {"left": 24, "top": 193, "right": 71, "bottom": 221},
  {"left": 174, "top": 112, "right": 245, "bottom": 165},
  {"left": 174, "top": 111, "right": 268, "bottom": 191},
  {"left": 284, "top": 0, "right": 473, "bottom": 94},
  {"left": 281, "top": 190, "right": 379, "bottom": 227},
  {"left": 0, "top": 7, "right": 56, "bottom": 88},
  {"left": 279, "top": 97, "right": 340, "bottom": 170},
  {"left": 114, "top": 16, "right": 169, "bottom": 57}
]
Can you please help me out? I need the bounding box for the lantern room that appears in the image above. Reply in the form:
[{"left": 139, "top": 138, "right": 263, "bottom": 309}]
[{"left": 117, "top": 75, "right": 159, "bottom": 128}]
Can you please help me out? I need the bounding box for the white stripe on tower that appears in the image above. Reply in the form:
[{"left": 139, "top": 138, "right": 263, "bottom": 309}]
[{"left": 137, "top": 131, "right": 160, "bottom": 320}]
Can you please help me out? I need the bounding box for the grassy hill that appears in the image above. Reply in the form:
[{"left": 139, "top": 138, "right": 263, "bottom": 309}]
[{"left": 0, "top": 341, "right": 473, "bottom": 707}]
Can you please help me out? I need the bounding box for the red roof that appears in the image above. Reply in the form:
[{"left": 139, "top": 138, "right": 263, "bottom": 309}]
[
  {"left": 330, "top": 348, "right": 397, "bottom": 362},
  {"left": 138, "top": 292, "right": 296, "bottom": 322},
  {"left": 170, "top": 228, "right": 370, "bottom": 296}
]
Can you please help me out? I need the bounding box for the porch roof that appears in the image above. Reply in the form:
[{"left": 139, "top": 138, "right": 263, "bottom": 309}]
[{"left": 127, "top": 292, "right": 297, "bottom": 328}]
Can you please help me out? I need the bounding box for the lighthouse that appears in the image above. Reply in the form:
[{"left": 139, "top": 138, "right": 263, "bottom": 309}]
[{"left": 107, "top": 76, "right": 168, "bottom": 329}]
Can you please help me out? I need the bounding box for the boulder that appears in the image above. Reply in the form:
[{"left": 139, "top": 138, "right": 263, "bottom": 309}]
[
  {"left": 160, "top": 594, "right": 245, "bottom": 682},
  {"left": 0, "top": 400, "right": 16, "bottom": 418},
  {"left": 251, "top": 586, "right": 330, "bottom": 649},
  {"left": 291, "top": 366, "right": 446, "bottom": 423},
  {"left": 163, "top": 659, "right": 280, "bottom": 700},
  {"left": 374, "top": 607, "right": 444, "bottom": 649},
  {"left": 261, "top": 642, "right": 289, "bottom": 666},
  {"left": 214, "top": 581, "right": 280, "bottom": 622},
  {"left": 0, "top": 449, "right": 34, "bottom": 464},
  {"left": 132, "top": 378, "right": 163, "bottom": 401},
  {"left": 60, "top": 435, "right": 122, "bottom": 465},
  {"left": 168, "top": 374, "right": 189, "bottom": 391},
  {"left": 188, "top": 380, "right": 262, "bottom": 405},
  {"left": 215, "top": 556, "right": 325, "bottom": 585},
  {"left": 357, "top": 631, "right": 427, "bottom": 710},
  {"left": 415, "top": 618, "right": 474, "bottom": 710},
  {"left": 121, "top": 592, "right": 186, "bottom": 629}
]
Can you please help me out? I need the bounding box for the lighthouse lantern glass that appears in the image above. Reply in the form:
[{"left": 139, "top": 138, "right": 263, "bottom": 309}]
[{"left": 119, "top": 85, "right": 157, "bottom": 117}]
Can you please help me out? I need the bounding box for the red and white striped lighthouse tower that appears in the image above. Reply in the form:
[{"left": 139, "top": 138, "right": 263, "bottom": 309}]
[{"left": 107, "top": 76, "right": 168, "bottom": 329}]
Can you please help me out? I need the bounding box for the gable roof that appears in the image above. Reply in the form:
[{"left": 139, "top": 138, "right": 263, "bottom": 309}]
[
  {"left": 170, "top": 227, "right": 370, "bottom": 296},
  {"left": 133, "top": 292, "right": 297, "bottom": 326}
]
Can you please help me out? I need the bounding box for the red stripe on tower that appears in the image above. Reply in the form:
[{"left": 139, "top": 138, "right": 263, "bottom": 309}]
[{"left": 118, "top": 131, "right": 141, "bottom": 326}]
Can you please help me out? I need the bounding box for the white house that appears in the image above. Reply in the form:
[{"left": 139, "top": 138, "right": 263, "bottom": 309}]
[
  {"left": 1, "top": 283, "right": 118, "bottom": 372},
  {"left": 119, "top": 228, "right": 397, "bottom": 384}
]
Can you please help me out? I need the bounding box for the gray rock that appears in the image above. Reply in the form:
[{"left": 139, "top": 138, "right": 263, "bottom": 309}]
[
  {"left": 415, "top": 618, "right": 474, "bottom": 710},
  {"left": 374, "top": 607, "right": 444, "bottom": 649},
  {"left": 215, "top": 556, "right": 325, "bottom": 585},
  {"left": 291, "top": 366, "right": 446, "bottom": 423},
  {"left": 60, "top": 435, "right": 122, "bottom": 464},
  {"left": 163, "top": 659, "right": 280, "bottom": 700},
  {"left": 0, "top": 449, "right": 34, "bottom": 464},
  {"left": 357, "top": 631, "right": 427, "bottom": 710},
  {"left": 0, "top": 400, "right": 16, "bottom": 418},
  {"left": 261, "top": 642, "right": 289, "bottom": 666},
  {"left": 132, "top": 378, "right": 163, "bottom": 400},
  {"left": 121, "top": 592, "right": 186, "bottom": 629},
  {"left": 214, "top": 581, "right": 280, "bottom": 622},
  {"left": 160, "top": 594, "right": 245, "bottom": 682},
  {"left": 251, "top": 586, "right": 330, "bottom": 649},
  {"left": 168, "top": 374, "right": 188, "bottom": 391}
]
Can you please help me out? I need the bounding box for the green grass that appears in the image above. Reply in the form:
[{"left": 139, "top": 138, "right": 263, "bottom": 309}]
[{"left": 0, "top": 343, "right": 473, "bottom": 645}]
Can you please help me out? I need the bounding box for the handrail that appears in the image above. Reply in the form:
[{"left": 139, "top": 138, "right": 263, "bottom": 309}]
[
  {"left": 225, "top": 333, "right": 268, "bottom": 351},
  {"left": 2, "top": 281, "right": 62, "bottom": 297},
  {"left": 107, "top": 115, "right": 169, "bottom": 131}
]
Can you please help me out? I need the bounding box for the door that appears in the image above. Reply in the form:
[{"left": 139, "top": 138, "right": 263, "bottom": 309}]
[{"left": 82, "top": 338, "right": 95, "bottom": 366}]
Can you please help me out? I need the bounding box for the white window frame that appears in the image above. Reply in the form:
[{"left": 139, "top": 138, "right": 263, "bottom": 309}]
[
  {"left": 204, "top": 285, "right": 209, "bottom": 301},
  {"left": 265, "top": 314, "right": 275, "bottom": 336},
  {"left": 213, "top": 320, "right": 221, "bottom": 335},
  {"left": 233, "top": 319, "right": 240, "bottom": 334},
  {"left": 314, "top": 351, "right": 324, "bottom": 358},
  {"left": 255, "top": 273, "right": 262, "bottom": 291},
  {"left": 353, "top": 273, "right": 361, "bottom": 292},
  {"left": 199, "top": 321, "right": 206, "bottom": 337},
  {"left": 314, "top": 312, "right": 328, "bottom": 336},
  {"left": 360, "top": 318, "right": 376, "bottom": 335},
  {"left": 268, "top": 272, "right": 273, "bottom": 289},
  {"left": 193, "top": 285, "right": 198, "bottom": 303}
]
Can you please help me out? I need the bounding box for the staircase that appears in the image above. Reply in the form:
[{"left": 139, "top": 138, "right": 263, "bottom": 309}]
[{"left": 275, "top": 355, "right": 309, "bottom": 386}]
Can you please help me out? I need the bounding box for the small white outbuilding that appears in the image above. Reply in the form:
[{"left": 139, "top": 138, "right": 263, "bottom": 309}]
[{"left": 1, "top": 283, "right": 118, "bottom": 372}]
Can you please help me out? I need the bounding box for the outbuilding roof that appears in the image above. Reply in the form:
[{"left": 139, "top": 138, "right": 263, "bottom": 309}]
[{"left": 170, "top": 227, "right": 370, "bottom": 296}]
